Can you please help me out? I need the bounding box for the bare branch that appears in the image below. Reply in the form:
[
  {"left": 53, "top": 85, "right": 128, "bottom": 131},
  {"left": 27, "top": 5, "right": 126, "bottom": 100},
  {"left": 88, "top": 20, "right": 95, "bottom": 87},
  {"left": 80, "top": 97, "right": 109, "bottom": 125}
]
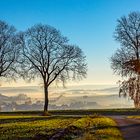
[{"left": 0, "top": 20, "right": 19, "bottom": 80}]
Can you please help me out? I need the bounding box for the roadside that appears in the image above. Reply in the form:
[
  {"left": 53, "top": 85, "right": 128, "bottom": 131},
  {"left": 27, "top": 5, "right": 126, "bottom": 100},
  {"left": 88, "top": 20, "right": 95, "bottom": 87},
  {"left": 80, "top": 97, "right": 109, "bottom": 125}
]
[{"left": 111, "top": 116, "right": 140, "bottom": 140}]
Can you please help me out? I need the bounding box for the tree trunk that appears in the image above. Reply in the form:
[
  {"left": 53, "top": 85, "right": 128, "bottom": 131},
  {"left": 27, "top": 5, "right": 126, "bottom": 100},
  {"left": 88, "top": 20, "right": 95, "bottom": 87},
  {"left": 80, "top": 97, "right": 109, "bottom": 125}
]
[{"left": 44, "top": 85, "right": 49, "bottom": 113}]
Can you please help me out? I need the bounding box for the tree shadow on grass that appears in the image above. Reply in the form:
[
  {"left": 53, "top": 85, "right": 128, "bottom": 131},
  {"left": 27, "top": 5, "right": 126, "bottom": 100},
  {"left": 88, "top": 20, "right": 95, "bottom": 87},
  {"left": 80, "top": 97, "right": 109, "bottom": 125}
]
[{"left": 33, "top": 125, "right": 122, "bottom": 140}]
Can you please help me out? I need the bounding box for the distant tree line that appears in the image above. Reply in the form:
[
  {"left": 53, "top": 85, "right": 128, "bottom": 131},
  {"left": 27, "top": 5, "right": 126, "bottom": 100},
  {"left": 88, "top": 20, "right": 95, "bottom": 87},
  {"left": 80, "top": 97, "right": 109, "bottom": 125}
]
[{"left": 0, "top": 21, "right": 87, "bottom": 114}]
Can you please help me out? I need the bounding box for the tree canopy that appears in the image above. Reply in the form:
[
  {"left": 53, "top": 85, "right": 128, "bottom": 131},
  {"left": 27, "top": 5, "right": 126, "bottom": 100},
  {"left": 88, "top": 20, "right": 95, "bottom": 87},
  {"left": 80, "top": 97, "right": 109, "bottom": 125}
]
[
  {"left": 0, "top": 20, "right": 19, "bottom": 81},
  {"left": 111, "top": 12, "right": 140, "bottom": 108},
  {"left": 19, "top": 24, "right": 87, "bottom": 113}
]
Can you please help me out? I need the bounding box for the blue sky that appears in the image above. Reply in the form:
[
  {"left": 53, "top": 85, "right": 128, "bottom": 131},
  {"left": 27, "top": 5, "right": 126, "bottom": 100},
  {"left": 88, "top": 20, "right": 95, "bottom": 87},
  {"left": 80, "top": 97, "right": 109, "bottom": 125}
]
[{"left": 0, "top": 0, "right": 139, "bottom": 86}]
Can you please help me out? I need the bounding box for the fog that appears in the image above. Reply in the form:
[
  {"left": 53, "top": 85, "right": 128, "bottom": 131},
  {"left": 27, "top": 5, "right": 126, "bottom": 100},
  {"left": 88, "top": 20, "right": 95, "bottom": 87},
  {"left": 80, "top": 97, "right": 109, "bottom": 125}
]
[{"left": 0, "top": 85, "right": 134, "bottom": 111}]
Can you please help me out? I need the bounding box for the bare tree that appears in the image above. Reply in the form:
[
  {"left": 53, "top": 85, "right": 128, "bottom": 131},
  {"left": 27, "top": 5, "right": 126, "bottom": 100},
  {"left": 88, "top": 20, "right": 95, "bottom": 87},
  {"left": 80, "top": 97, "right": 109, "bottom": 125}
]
[
  {"left": 19, "top": 24, "right": 87, "bottom": 113},
  {"left": 111, "top": 12, "right": 140, "bottom": 108},
  {"left": 0, "top": 20, "right": 19, "bottom": 81}
]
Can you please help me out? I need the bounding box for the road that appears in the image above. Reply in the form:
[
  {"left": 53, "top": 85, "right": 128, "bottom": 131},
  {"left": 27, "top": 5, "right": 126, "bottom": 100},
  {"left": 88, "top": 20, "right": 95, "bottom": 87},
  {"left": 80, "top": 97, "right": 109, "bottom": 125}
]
[{"left": 111, "top": 116, "right": 140, "bottom": 140}]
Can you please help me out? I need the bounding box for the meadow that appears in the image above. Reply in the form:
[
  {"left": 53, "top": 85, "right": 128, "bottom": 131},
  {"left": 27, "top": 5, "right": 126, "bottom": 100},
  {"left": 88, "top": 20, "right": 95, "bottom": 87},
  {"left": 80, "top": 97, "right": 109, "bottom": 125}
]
[
  {"left": 0, "top": 108, "right": 140, "bottom": 116},
  {"left": 0, "top": 109, "right": 126, "bottom": 140}
]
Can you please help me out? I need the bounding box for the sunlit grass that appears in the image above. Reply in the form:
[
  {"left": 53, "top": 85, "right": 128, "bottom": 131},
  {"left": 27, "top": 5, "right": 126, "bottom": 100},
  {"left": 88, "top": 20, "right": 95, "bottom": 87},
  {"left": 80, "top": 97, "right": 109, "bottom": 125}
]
[
  {"left": 95, "top": 128, "right": 123, "bottom": 140},
  {"left": 76, "top": 132, "right": 97, "bottom": 140},
  {"left": 0, "top": 115, "right": 47, "bottom": 119},
  {"left": 0, "top": 116, "right": 77, "bottom": 139},
  {"left": 127, "top": 116, "right": 140, "bottom": 119},
  {"left": 73, "top": 116, "right": 123, "bottom": 140},
  {"left": 0, "top": 114, "right": 123, "bottom": 140},
  {"left": 93, "top": 118, "right": 122, "bottom": 140}
]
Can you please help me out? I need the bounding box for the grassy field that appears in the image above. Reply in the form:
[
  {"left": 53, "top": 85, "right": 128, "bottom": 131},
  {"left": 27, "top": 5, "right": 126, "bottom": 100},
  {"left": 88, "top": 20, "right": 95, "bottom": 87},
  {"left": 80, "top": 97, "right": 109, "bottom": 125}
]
[
  {"left": 0, "top": 108, "right": 140, "bottom": 116},
  {"left": 0, "top": 113, "right": 123, "bottom": 140}
]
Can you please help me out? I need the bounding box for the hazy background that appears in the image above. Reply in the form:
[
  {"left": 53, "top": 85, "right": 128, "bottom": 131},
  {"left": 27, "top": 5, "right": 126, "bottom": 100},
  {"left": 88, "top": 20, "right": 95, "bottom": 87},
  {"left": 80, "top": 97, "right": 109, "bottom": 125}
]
[
  {"left": 0, "top": 85, "right": 134, "bottom": 111},
  {"left": 0, "top": 0, "right": 138, "bottom": 110}
]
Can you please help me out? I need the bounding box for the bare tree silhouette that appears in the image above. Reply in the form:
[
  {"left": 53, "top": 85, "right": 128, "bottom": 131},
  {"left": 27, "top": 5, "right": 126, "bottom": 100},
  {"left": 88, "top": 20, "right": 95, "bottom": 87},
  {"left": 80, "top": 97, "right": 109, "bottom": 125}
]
[
  {"left": 19, "top": 24, "right": 87, "bottom": 113},
  {"left": 0, "top": 20, "right": 19, "bottom": 81},
  {"left": 111, "top": 12, "right": 140, "bottom": 108}
]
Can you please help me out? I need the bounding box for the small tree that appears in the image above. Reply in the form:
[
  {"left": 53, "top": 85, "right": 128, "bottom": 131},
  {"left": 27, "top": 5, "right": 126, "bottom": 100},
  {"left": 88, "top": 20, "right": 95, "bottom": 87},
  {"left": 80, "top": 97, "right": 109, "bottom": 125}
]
[
  {"left": 20, "top": 24, "right": 87, "bottom": 113},
  {"left": 0, "top": 20, "right": 19, "bottom": 81},
  {"left": 111, "top": 12, "right": 140, "bottom": 108}
]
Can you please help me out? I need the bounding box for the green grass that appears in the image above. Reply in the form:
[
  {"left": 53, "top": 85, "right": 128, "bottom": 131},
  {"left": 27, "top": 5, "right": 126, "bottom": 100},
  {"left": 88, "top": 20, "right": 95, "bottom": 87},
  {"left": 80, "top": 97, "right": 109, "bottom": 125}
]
[
  {"left": 0, "top": 115, "right": 46, "bottom": 119},
  {"left": 72, "top": 116, "right": 123, "bottom": 140},
  {"left": 0, "top": 114, "right": 123, "bottom": 140},
  {"left": 0, "top": 108, "right": 140, "bottom": 116},
  {"left": 0, "top": 116, "right": 77, "bottom": 139}
]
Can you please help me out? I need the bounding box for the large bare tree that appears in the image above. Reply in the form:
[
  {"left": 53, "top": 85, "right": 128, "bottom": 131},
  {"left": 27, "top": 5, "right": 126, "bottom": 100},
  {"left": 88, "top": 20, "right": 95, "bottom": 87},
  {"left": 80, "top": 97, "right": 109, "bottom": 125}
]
[
  {"left": 0, "top": 20, "right": 19, "bottom": 81},
  {"left": 19, "top": 24, "right": 87, "bottom": 113},
  {"left": 111, "top": 12, "right": 140, "bottom": 108}
]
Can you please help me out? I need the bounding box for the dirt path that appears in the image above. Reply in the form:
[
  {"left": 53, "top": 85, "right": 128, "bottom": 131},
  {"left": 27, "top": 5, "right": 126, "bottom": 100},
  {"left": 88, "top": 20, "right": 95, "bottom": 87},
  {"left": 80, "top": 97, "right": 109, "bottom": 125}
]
[{"left": 111, "top": 116, "right": 140, "bottom": 140}]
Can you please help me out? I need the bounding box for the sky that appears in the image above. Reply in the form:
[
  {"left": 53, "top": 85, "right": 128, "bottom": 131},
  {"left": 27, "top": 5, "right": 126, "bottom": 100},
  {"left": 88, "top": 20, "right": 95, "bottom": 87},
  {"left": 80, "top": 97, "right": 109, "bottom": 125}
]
[{"left": 0, "top": 0, "right": 140, "bottom": 87}]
